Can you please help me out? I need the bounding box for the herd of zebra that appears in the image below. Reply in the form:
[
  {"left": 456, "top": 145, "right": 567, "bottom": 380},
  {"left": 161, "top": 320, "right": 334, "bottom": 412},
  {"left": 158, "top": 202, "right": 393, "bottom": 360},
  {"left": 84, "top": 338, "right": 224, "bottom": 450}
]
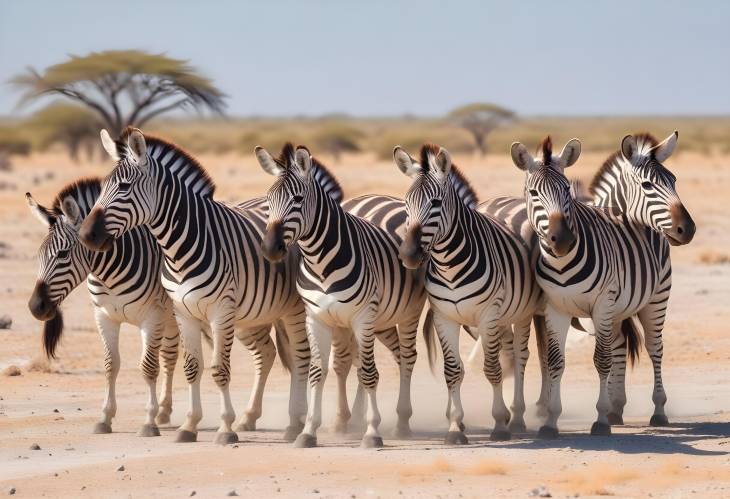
[{"left": 25, "top": 126, "right": 695, "bottom": 448}]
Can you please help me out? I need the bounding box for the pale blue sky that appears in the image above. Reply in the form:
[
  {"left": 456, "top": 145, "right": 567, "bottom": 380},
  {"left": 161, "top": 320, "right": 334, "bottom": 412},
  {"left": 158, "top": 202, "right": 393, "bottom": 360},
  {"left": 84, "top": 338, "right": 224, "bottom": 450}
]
[{"left": 1, "top": 0, "right": 728, "bottom": 117}]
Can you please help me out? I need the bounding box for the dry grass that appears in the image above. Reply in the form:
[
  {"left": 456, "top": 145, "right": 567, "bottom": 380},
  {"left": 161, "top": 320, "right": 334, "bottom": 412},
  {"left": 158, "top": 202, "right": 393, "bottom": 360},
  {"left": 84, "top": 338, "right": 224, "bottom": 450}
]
[
  {"left": 399, "top": 457, "right": 454, "bottom": 477},
  {"left": 465, "top": 459, "right": 509, "bottom": 476},
  {"left": 555, "top": 464, "right": 640, "bottom": 496},
  {"left": 698, "top": 250, "right": 730, "bottom": 265}
]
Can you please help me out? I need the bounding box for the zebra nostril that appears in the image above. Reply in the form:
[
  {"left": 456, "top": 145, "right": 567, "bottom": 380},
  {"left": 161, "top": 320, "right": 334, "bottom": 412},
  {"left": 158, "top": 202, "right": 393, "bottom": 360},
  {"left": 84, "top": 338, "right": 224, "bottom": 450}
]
[
  {"left": 677, "top": 226, "right": 684, "bottom": 235},
  {"left": 551, "top": 235, "right": 557, "bottom": 242}
]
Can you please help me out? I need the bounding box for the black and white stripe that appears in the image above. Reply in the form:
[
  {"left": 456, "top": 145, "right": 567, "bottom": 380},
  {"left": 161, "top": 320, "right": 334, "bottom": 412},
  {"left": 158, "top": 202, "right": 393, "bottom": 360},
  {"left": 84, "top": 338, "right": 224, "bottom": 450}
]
[
  {"left": 394, "top": 144, "right": 541, "bottom": 443},
  {"left": 80, "top": 128, "right": 312, "bottom": 444},
  {"left": 256, "top": 144, "right": 427, "bottom": 448}
]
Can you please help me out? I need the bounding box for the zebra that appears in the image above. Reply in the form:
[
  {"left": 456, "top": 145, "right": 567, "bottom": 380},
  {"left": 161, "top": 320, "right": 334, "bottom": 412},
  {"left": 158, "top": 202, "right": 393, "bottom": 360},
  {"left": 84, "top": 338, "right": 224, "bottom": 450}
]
[
  {"left": 587, "top": 131, "right": 695, "bottom": 425},
  {"left": 79, "top": 127, "right": 311, "bottom": 444},
  {"left": 509, "top": 135, "right": 694, "bottom": 438},
  {"left": 26, "top": 178, "right": 179, "bottom": 437},
  {"left": 393, "top": 144, "right": 541, "bottom": 443},
  {"left": 255, "top": 143, "right": 427, "bottom": 448}
]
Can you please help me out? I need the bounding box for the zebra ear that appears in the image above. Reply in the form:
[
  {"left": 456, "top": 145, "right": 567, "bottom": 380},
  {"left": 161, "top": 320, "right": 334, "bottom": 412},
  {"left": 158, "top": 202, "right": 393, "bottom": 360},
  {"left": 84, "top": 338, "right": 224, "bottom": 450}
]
[
  {"left": 510, "top": 142, "right": 535, "bottom": 172},
  {"left": 100, "top": 129, "right": 119, "bottom": 162},
  {"left": 60, "top": 196, "right": 82, "bottom": 228},
  {"left": 294, "top": 147, "right": 312, "bottom": 175},
  {"left": 26, "top": 192, "right": 56, "bottom": 227},
  {"left": 127, "top": 128, "right": 148, "bottom": 167},
  {"left": 255, "top": 146, "right": 284, "bottom": 176},
  {"left": 433, "top": 147, "right": 452, "bottom": 178},
  {"left": 393, "top": 146, "right": 421, "bottom": 177},
  {"left": 651, "top": 130, "right": 678, "bottom": 162},
  {"left": 559, "top": 139, "right": 581, "bottom": 168},
  {"left": 621, "top": 134, "right": 637, "bottom": 161}
]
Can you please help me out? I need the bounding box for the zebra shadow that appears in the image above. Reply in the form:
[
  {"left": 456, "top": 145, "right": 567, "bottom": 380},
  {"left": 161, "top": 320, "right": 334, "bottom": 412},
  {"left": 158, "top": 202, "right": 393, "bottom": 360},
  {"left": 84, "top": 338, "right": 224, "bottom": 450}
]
[{"left": 466, "top": 421, "right": 730, "bottom": 456}]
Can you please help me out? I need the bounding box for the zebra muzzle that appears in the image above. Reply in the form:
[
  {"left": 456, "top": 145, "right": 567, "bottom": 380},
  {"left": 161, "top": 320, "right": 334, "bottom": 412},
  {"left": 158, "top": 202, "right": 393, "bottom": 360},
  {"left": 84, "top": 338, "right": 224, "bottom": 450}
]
[
  {"left": 546, "top": 213, "right": 576, "bottom": 256},
  {"left": 399, "top": 224, "right": 426, "bottom": 269},
  {"left": 665, "top": 203, "right": 696, "bottom": 245},
  {"left": 262, "top": 221, "right": 287, "bottom": 262},
  {"left": 28, "top": 280, "right": 57, "bottom": 321},
  {"left": 79, "top": 207, "right": 114, "bottom": 252}
]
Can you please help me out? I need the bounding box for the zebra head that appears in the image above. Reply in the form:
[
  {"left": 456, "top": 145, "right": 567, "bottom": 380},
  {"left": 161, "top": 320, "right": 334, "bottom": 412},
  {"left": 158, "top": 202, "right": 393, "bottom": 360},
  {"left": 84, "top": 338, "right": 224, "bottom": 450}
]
[
  {"left": 619, "top": 131, "right": 695, "bottom": 245},
  {"left": 81, "top": 128, "right": 155, "bottom": 251},
  {"left": 511, "top": 136, "right": 582, "bottom": 257},
  {"left": 256, "top": 143, "right": 316, "bottom": 262},
  {"left": 394, "top": 144, "right": 454, "bottom": 269}
]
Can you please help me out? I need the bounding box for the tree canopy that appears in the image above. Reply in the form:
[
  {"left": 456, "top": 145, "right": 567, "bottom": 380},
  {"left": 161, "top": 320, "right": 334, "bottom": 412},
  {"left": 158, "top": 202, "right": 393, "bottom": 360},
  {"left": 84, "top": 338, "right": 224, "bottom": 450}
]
[
  {"left": 448, "top": 103, "right": 515, "bottom": 155},
  {"left": 11, "top": 50, "right": 227, "bottom": 136}
]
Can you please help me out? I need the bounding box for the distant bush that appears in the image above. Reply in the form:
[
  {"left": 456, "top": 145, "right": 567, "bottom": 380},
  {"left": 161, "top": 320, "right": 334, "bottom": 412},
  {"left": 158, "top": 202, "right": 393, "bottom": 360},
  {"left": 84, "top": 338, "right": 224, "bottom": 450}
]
[
  {"left": 311, "top": 123, "right": 364, "bottom": 160},
  {"left": 0, "top": 126, "right": 31, "bottom": 170}
]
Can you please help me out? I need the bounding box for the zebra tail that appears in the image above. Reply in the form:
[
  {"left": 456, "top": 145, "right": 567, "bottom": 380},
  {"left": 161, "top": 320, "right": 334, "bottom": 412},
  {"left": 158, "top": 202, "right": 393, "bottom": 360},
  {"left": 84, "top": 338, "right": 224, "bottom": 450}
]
[
  {"left": 571, "top": 317, "right": 588, "bottom": 332},
  {"left": 622, "top": 317, "right": 642, "bottom": 368},
  {"left": 533, "top": 314, "right": 547, "bottom": 373},
  {"left": 422, "top": 308, "right": 438, "bottom": 375},
  {"left": 274, "top": 320, "right": 292, "bottom": 374},
  {"left": 43, "top": 310, "right": 64, "bottom": 360}
]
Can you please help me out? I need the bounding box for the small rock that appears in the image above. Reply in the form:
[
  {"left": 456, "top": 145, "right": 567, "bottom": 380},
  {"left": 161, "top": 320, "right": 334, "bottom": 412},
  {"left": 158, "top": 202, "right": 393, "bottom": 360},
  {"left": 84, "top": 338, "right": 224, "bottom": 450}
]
[
  {"left": 227, "top": 491, "right": 238, "bottom": 497},
  {"left": 0, "top": 315, "right": 11, "bottom": 329},
  {"left": 8, "top": 487, "right": 16, "bottom": 495},
  {"left": 158, "top": 470, "right": 163, "bottom": 474},
  {"left": 30, "top": 443, "right": 41, "bottom": 450},
  {"left": 529, "top": 486, "right": 552, "bottom": 498},
  {"left": 2, "top": 365, "right": 21, "bottom": 377},
  {"left": 189, "top": 492, "right": 196, "bottom": 497},
  {"left": 53, "top": 409, "right": 59, "bottom": 413},
  {"left": 116, "top": 465, "right": 125, "bottom": 472},
  {"left": 312, "top": 490, "right": 320, "bottom": 494}
]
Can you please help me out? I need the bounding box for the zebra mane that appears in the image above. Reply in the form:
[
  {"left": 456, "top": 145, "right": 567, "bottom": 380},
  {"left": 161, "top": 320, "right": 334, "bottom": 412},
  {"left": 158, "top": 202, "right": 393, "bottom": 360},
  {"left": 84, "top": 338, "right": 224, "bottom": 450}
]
[
  {"left": 116, "top": 127, "right": 216, "bottom": 197},
  {"left": 276, "top": 142, "right": 344, "bottom": 202},
  {"left": 538, "top": 136, "right": 552, "bottom": 167},
  {"left": 51, "top": 177, "right": 102, "bottom": 219},
  {"left": 419, "top": 144, "right": 479, "bottom": 208},
  {"left": 588, "top": 132, "right": 661, "bottom": 197}
]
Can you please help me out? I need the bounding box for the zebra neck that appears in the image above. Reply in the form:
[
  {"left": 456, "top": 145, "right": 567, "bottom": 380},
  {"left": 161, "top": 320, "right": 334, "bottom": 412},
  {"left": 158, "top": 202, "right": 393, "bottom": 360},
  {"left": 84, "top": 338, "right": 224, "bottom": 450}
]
[
  {"left": 592, "top": 158, "right": 632, "bottom": 211},
  {"left": 298, "top": 188, "right": 351, "bottom": 276},
  {"left": 430, "top": 197, "right": 480, "bottom": 274}
]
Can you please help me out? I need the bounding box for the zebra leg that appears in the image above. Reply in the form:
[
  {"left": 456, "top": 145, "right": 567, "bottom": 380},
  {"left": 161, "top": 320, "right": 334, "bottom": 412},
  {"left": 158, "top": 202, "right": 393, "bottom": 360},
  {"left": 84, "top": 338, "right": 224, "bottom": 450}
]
[
  {"left": 534, "top": 315, "right": 550, "bottom": 420},
  {"left": 280, "top": 309, "right": 310, "bottom": 441},
  {"left": 395, "top": 318, "right": 418, "bottom": 439},
  {"left": 432, "top": 311, "right": 467, "bottom": 445},
  {"left": 589, "top": 310, "right": 616, "bottom": 437},
  {"left": 331, "top": 327, "right": 354, "bottom": 434},
  {"left": 479, "top": 315, "right": 511, "bottom": 441},
  {"left": 509, "top": 320, "right": 531, "bottom": 433},
  {"left": 156, "top": 317, "right": 178, "bottom": 426},
  {"left": 607, "top": 322, "right": 627, "bottom": 425},
  {"left": 136, "top": 319, "right": 163, "bottom": 437},
  {"left": 234, "top": 325, "right": 275, "bottom": 432},
  {"left": 538, "top": 304, "right": 571, "bottom": 439},
  {"left": 353, "top": 322, "right": 382, "bottom": 448},
  {"left": 93, "top": 309, "right": 120, "bottom": 434},
  {"left": 295, "top": 314, "right": 333, "bottom": 448},
  {"left": 210, "top": 315, "right": 238, "bottom": 445},
  {"left": 638, "top": 301, "right": 669, "bottom": 426},
  {"left": 174, "top": 312, "right": 204, "bottom": 443}
]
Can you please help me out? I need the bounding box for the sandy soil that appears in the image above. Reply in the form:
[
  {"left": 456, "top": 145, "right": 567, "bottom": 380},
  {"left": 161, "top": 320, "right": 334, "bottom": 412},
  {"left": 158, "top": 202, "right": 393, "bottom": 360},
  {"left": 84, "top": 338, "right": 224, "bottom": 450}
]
[{"left": 1, "top": 148, "right": 729, "bottom": 498}]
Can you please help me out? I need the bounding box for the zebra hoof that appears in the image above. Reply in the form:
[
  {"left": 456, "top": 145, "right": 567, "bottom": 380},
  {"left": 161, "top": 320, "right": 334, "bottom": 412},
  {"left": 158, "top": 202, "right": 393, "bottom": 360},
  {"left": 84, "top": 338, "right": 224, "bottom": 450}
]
[
  {"left": 650, "top": 414, "right": 669, "bottom": 427},
  {"left": 508, "top": 420, "right": 527, "bottom": 433},
  {"left": 490, "top": 429, "right": 511, "bottom": 441},
  {"left": 444, "top": 431, "right": 469, "bottom": 445},
  {"left": 92, "top": 422, "right": 112, "bottom": 434},
  {"left": 393, "top": 425, "right": 412, "bottom": 439},
  {"left": 590, "top": 422, "right": 612, "bottom": 436},
  {"left": 283, "top": 424, "right": 304, "bottom": 442},
  {"left": 214, "top": 431, "right": 239, "bottom": 445},
  {"left": 537, "top": 425, "right": 559, "bottom": 440},
  {"left": 458, "top": 422, "right": 466, "bottom": 432},
  {"left": 361, "top": 435, "right": 384, "bottom": 448},
  {"left": 155, "top": 412, "right": 171, "bottom": 425},
  {"left": 137, "top": 424, "right": 161, "bottom": 437},
  {"left": 607, "top": 413, "right": 624, "bottom": 425},
  {"left": 234, "top": 420, "right": 256, "bottom": 432},
  {"left": 175, "top": 430, "right": 197, "bottom": 443},
  {"left": 293, "top": 433, "right": 317, "bottom": 448}
]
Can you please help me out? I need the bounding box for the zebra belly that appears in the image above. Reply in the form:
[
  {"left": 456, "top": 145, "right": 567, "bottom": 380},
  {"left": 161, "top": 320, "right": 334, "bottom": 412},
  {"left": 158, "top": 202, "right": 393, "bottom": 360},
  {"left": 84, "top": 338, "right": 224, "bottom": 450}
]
[
  {"left": 538, "top": 281, "right": 595, "bottom": 318},
  {"left": 93, "top": 292, "right": 169, "bottom": 326}
]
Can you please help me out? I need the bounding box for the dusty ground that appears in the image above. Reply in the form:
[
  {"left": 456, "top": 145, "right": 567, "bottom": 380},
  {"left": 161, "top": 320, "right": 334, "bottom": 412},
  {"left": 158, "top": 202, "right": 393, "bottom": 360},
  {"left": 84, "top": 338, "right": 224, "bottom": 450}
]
[{"left": 1, "top": 147, "right": 729, "bottom": 498}]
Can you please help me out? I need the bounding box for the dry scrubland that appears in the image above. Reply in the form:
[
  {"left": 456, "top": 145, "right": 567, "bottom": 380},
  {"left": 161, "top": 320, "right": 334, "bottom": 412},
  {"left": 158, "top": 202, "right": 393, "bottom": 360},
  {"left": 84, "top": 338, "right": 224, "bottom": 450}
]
[{"left": 1, "top": 117, "right": 730, "bottom": 498}]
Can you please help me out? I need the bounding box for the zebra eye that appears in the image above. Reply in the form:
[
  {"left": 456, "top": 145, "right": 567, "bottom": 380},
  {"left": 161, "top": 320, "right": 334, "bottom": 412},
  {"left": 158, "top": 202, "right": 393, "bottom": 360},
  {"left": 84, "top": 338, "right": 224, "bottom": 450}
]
[
  {"left": 291, "top": 195, "right": 303, "bottom": 203},
  {"left": 430, "top": 199, "right": 442, "bottom": 208},
  {"left": 529, "top": 189, "right": 539, "bottom": 196},
  {"left": 56, "top": 249, "right": 70, "bottom": 260},
  {"left": 118, "top": 182, "right": 131, "bottom": 192},
  {"left": 641, "top": 181, "right": 653, "bottom": 190}
]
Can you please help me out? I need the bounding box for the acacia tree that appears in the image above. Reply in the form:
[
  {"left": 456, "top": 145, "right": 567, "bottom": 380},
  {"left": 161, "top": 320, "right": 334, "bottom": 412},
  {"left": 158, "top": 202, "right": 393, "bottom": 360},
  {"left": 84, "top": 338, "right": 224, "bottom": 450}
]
[
  {"left": 11, "top": 50, "right": 227, "bottom": 136},
  {"left": 448, "top": 103, "right": 515, "bottom": 156},
  {"left": 27, "top": 103, "right": 100, "bottom": 161}
]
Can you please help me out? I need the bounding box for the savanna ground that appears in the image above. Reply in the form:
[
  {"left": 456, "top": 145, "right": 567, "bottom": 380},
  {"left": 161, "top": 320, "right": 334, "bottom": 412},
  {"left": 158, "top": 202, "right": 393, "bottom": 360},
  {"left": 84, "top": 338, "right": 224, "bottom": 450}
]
[{"left": 1, "top": 118, "right": 729, "bottom": 498}]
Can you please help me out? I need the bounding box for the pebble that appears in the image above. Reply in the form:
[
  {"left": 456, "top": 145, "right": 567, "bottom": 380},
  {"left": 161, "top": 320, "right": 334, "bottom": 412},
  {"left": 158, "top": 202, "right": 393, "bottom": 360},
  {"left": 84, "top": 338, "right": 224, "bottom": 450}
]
[
  {"left": 29, "top": 443, "right": 41, "bottom": 450},
  {"left": 53, "top": 409, "right": 59, "bottom": 413},
  {"left": 529, "top": 486, "right": 552, "bottom": 498},
  {"left": 0, "top": 315, "right": 12, "bottom": 329},
  {"left": 8, "top": 488, "right": 16, "bottom": 495},
  {"left": 2, "top": 365, "right": 21, "bottom": 377},
  {"left": 189, "top": 492, "right": 196, "bottom": 497},
  {"left": 227, "top": 491, "right": 238, "bottom": 497},
  {"left": 116, "top": 465, "right": 125, "bottom": 472}
]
